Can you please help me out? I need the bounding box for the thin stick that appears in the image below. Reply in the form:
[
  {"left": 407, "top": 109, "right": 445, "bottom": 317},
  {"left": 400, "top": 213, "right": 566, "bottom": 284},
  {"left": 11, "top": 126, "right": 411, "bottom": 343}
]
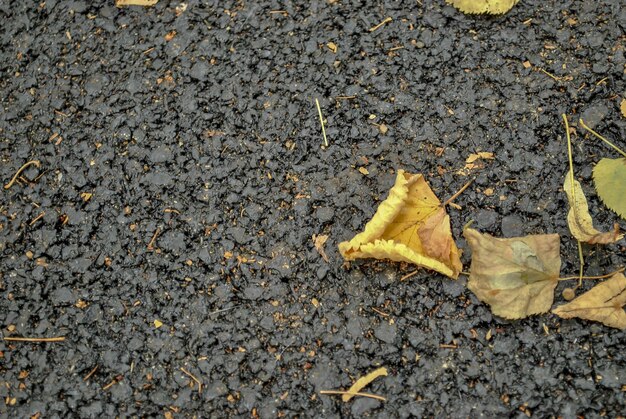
[
  {"left": 559, "top": 267, "right": 625, "bottom": 282},
  {"left": 579, "top": 118, "right": 626, "bottom": 158},
  {"left": 208, "top": 305, "right": 240, "bottom": 316},
  {"left": 102, "top": 377, "right": 121, "bottom": 391},
  {"left": 368, "top": 17, "right": 392, "bottom": 32},
  {"left": 319, "top": 390, "right": 386, "bottom": 402},
  {"left": 539, "top": 68, "right": 560, "bottom": 82},
  {"left": 180, "top": 367, "right": 202, "bottom": 392},
  {"left": 576, "top": 241, "right": 584, "bottom": 287},
  {"left": 439, "top": 343, "right": 458, "bottom": 349},
  {"left": 442, "top": 179, "right": 474, "bottom": 207},
  {"left": 147, "top": 228, "right": 160, "bottom": 250},
  {"left": 563, "top": 114, "right": 584, "bottom": 284},
  {"left": 371, "top": 307, "right": 389, "bottom": 317},
  {"left": 83, "top": 366, "right": 99, "bottom": 382},
  {"left": 315, "top": 98, "right": 328, "bottom": 147},
  {"left": 4, "top": 160, "right": 41, "bottom": 190},
  {"left": 3, "top": 336, "right": 65, "bottom": 342},
  {"left": 400, "top": 270, "right": 419, "bottom": 281},
  {"left": 29, "top": 212, "right": 45, "bottom": 226}
]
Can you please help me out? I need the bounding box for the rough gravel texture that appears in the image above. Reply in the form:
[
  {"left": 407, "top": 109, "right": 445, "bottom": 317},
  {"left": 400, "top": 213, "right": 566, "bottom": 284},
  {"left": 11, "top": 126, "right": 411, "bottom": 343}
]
[{"left": 1, "top": 0, "right": 626, "bottom": 417}]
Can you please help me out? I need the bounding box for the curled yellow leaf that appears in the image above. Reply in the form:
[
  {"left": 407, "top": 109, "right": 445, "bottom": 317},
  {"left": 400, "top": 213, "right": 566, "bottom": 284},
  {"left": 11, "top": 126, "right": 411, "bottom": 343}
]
[
  {"left": 564, "top": 171, "right": 622, "bottom": 244},
  {"left": 338, "top": 171, "right": 462, "bottom": 279}
]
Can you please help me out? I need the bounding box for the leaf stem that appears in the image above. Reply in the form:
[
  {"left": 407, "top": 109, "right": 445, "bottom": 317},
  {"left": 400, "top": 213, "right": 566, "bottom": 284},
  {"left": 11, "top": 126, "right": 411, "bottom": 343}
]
[
  {"left": 577, "top": 240, "right": 584, "bottom": 287},
  {"left": 563, "top": 114, "right": 585, "bottom": 285},
  {"left": 558, "top": 266, "right": 624, "bottom": 282},
  {"left": 562, "top": 114, "right": 576, "bottom": 190},
  {"left": 4, "top": 160, "right": 41, "bottom": 190},
  {"left": 3, "top": 336, "right": 65, "bottom": 342},
  {"left": 443, "top": 179, "right": 474, "bottom": 207},
  {"left": 579, "top": 118, "right": 626, "bottom": 158}
]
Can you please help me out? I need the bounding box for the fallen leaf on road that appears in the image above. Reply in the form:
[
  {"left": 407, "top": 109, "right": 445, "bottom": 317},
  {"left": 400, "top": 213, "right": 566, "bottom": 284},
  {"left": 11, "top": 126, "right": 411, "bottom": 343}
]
[
  {"left": 593, "top": 157, "right": 626, "bottom": 221},
  {"left": 563, "top": 171, "right": 622, "bottom": 243},
  {"left": 553, "top": 273, "right": 626, "bottom": 329},
  {"left": 464, "top": 227, "right": 560, "bottom": 319},
  {"left": 339, "top": 171, "right": 462, "bottom": 279}
]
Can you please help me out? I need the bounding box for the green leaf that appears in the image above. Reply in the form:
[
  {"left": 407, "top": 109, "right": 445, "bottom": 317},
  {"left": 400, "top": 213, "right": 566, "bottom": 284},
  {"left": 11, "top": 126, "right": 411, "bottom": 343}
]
[{"left": 593, "top": 157, "right": 626, "bottom": 220}]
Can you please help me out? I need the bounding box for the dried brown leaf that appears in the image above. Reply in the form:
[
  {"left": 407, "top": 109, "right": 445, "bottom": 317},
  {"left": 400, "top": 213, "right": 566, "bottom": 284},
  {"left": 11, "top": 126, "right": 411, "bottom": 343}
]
[
  {"left": 464, "top": 227, "right": 560, "bottom": 319},
  {"left": 553, "top": 273, "right": 626, "bottom": 329},
  {"left": 564, "top": 172, "right": 622, "bottom": 244},
  {"left": 313, "top": 234, "right": 329, "bottom": 263}
]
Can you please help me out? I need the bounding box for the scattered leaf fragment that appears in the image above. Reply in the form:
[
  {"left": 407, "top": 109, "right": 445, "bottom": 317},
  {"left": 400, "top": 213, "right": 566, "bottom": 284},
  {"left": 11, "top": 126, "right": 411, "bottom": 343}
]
[
  {"left": 553, "top": 273, "right": 626, "bottom": 329},
  {"left": 593, "top": 158, "right": 626, "bottom": 220},
  {"left": 115, "top": 0, "right": 158, "bottom": 6},
  {"left": 446, "top": 0, "right": 519, "bottom": 15},
  {"left": 466, "top": 152, "right": 494, "bottom": 163},
  {"left": 327, "top": 42, "right": 338, "bottom": 53},
  {"left": 312, "top": 234, "right": 329, "bottom": 263},
  {"left": 358, "top": 167, "right": 370, "bottom": 175},
  {"left": 338, "top": 171, "right": 463, "bottom": 279},
  {"left": 164, "top": 30, "right": 177, "bottom": 41},
  {"left": 464, "top": 227, "right": 560, "bottom": 319},
  {"left": 342, "top": 367, "right": 387, "bottom": 402},
  {"left": 563, "top": 171, "right": 622, "bottom": 243},
  {"left": 459, "top": 152, "right": 494, "bottom": 175},
  {"left": 154, "top": 319, "right": 163, "bottom": 328},
  {"left": 621, "top": 98, "right": 626, "bottom": 118}
]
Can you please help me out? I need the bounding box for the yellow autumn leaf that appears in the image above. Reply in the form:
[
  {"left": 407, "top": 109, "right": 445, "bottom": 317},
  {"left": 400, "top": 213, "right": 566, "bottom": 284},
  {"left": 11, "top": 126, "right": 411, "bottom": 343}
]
[
  {"left": 338, "top": 171, "right": 462, "bottom": 279},
  {"left": 621, "top": 98, "right": 626, "bottom": 118},
  {"left": 446, "top": 0, "right": 519, "bottom": 15},
  {"left": 563, "top": 171, "right": 622, "bottom": 244},
  {"left": 553, "top": 273, "right": 626, "bottom": 329}
]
